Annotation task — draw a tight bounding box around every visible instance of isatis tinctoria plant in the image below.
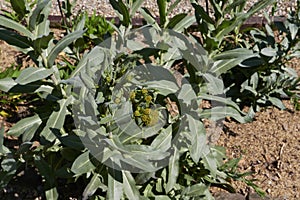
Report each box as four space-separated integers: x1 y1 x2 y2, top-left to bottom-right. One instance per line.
0 0 269 199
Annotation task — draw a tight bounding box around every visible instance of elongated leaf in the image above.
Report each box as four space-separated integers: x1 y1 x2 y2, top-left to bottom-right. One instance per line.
0 77 17 92
45 188 58 200
0 127 10 155
122 171 140 200
202 73 224 95
71 151 96 176
181 183 209 197
0 28 32 50
10 0 28 19
47 30 84 67
0 15 33 38
212 48 255 60
29 0 51 31
41 97 72 142
157 0 167 27
192 2 215 24
167 13 187 29
7 114 42 137
15 67 53 85
166 146 179 192
83 174 107 200
187 114 208 163
109 0 130 27
172 15 196 32
140 8 160 30
34 155 55 187
131 0 144 16
107 170 123 200
33 33 53 54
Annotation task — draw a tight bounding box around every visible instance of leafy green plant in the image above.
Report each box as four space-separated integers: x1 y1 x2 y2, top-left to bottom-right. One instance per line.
191 0 275 54
70 10 114 51
222 2 300 111
0 0 283 199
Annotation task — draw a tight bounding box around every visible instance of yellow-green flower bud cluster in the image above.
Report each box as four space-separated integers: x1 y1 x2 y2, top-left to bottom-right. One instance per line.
129 88 158 126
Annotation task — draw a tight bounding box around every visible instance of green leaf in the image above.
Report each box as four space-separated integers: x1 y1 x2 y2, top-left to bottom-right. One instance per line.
7 114 42 138
122 171 140 200
0 15 33 38
192 2 215 25
0 28 32 50
131 0 144 16
29 0 51 31
45 188 58 200
107 170 123 200
83 173 107 200
41 97 73 142
268 97 285 109
181 183 209 197
0 77 17 92
109 0 130 27
172 15 196 32
71 151 96 176
47 30 85 68
34 155 55 187
0 127 10 155
166 146 179 192
157 0 167 27
15 67 53 85
140 8 160 30
186 114 208 163
167 13 187 29
202 73 224 95
261 47 277 57
10 0 28 19
33 33 53 54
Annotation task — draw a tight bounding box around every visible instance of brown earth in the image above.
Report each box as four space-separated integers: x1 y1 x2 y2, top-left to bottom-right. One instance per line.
0 31 300 199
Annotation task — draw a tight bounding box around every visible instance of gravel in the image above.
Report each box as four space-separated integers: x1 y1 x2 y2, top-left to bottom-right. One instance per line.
0 0 297 18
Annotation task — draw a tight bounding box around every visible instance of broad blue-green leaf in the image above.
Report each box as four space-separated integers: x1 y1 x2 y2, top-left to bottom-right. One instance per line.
166 146 179 192
71 151 96 176
83 173 107 200
187 114 208 163
268 96 285 110
198 94 241 112
47 30 85 67
107 171 123 200
261 47 277 57
131 0 143 16
289 23 298 40
122 171 140 200
0 28 32 50
140 8 160 30
45 188 58 200
172 15 196 32
181 183 209 197
0 15 33 38
0 127 10 155
0 77 17 92
29 0 51 31
41 97 72 142
200 106 250 123
202 152 218 178
15 67 53 85
202 73 224 95
7 114 42 138
178 83 197 105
